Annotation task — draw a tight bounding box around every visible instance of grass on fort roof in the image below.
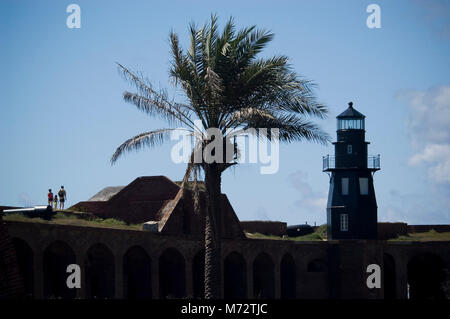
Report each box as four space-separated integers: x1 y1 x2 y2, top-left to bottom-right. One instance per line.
389 229 450 242
5 212 449 241
246 225 450 242
245 224 327 241
2 211 143 230
246 231 324 241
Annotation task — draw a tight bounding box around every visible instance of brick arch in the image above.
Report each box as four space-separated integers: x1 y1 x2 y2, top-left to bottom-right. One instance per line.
253 252 275 299
43 240 76 299
123 245 151 299
11 237 33 298
40 234 81 252
85 243 115 299
224 251 247 299
280 253 296 299
159 247 185 299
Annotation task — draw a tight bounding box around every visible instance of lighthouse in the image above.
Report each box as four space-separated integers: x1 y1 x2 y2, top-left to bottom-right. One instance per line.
323 102 380 240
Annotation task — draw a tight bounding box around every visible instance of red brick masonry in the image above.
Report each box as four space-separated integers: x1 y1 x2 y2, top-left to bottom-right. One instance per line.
0 213 24 298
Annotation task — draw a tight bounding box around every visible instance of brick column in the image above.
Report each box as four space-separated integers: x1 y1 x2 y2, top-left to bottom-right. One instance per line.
294 256 303 299
247 259 253 299
114 252 124 299
75 251 85 299
396 258 408 299
34 250 44 299
274 260 280 299
151 253 159 299
185 257 193 298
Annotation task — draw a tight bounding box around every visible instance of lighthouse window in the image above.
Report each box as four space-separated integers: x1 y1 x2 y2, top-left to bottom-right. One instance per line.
347 145 352 154
337 119 365 130
340 214 348 231
341 178 349 195
359 178 369 195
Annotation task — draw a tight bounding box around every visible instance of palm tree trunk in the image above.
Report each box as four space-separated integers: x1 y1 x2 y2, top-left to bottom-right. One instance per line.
203 163 222 299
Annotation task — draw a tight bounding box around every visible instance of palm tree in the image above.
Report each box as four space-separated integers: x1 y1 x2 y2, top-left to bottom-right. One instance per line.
111 15 329 299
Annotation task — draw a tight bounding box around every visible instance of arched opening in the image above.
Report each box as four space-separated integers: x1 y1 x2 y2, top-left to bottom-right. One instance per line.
224 251 247 299
383 253 396 299
253 253 274 299
407 253 446 299
12 238 33 298
85 243 115 299
43 241 76 299
281 253 296 299
159 248 185 299
123 246 151 299
307 259 328 272
192 250 204 299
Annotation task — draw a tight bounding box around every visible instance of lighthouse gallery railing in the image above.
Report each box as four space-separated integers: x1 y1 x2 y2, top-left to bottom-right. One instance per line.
322 154 380 171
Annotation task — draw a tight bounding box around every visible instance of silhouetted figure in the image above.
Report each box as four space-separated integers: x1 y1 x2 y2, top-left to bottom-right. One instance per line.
54 195 58 210
47 189 54 206
58 186 66 210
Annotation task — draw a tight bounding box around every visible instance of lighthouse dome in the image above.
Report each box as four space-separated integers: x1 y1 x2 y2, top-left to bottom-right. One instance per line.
336 102 365 130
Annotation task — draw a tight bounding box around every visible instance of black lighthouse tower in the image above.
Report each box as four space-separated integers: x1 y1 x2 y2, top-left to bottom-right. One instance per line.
323 102 380 240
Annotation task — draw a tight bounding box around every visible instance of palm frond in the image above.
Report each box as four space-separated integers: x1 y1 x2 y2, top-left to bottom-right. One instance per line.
203 14 219 67
111 128 176 164
243 114 330 144
236 28 274 69
170 31 210 130
227 107 275 129
122 91 190 125
117 63 198 129
223 56 328 121
218 16 235 56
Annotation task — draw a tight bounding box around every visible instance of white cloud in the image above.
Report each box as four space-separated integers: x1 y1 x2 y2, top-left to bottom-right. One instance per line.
408 144 450 165
408 143 450 183
380 188 450 224
398 85 450 184
388 85 450 224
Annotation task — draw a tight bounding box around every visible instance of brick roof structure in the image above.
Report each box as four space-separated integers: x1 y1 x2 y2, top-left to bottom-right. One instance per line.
70 176 244 239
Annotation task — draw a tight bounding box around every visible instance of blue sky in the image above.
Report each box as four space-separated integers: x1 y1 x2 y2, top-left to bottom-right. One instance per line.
1 0 449 225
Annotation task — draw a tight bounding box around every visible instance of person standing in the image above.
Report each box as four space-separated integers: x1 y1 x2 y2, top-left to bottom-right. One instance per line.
58 186 67 210
47 189 54 207
54 195 58 210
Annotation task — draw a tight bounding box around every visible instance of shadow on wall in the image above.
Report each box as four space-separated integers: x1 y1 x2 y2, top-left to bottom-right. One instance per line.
124 246 151 299
159 248 185 299
253 253 275 299
44 241 76 299
85 243 115 299
224 251 246 298
407 253 447 300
